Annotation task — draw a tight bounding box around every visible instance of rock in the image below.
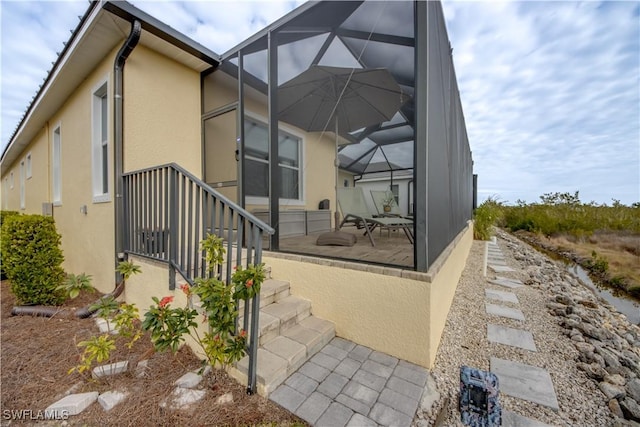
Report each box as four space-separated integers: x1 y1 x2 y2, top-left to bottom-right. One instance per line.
610 398 626 418
556 294 575 305
582 323 613 341
215 392 233 405
621 398 640 422
599 381 626 400
578 299 599 309
578 362 607 380
627 379 640 402
561 318 581 330
598 347 624 371
572 334 586 342
575 342 595 355
546 302 568 312
607 374 628 387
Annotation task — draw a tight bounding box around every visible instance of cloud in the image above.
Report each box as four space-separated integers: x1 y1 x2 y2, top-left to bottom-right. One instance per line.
1 1 638 205
443 0 639 204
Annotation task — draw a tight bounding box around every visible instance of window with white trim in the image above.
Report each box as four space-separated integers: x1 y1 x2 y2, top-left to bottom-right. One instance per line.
52 126 62 205
92 81 109 202
26 153 32 179
244 117 302 201
3 178 8 209
20 160 25 210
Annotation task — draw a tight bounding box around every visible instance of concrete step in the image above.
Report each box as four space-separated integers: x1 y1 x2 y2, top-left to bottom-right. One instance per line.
238 279 290 311
229 315 336 396
239 294 312 345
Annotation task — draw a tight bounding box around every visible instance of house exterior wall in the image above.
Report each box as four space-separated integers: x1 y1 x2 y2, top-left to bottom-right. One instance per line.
1 47 119 293
0 43 206 294
123 45 202 176
264 222 472 368
1 128 49 213
355 176 412 217
202 72 338 218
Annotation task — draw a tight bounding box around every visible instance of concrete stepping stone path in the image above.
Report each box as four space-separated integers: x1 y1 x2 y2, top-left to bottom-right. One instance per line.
485 303 526 321
487 324 537 352
490 357 559 411
490 277 524 289
485 289 519 304
484 238 560 423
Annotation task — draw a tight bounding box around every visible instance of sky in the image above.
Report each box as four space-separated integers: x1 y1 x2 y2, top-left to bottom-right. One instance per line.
1 0 638 206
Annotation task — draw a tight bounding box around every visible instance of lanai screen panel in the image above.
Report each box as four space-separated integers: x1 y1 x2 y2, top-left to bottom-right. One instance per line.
218 0 473 270
424 1 474 268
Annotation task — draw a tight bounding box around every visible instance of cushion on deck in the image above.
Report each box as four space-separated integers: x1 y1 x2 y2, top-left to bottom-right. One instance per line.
316 231 357 247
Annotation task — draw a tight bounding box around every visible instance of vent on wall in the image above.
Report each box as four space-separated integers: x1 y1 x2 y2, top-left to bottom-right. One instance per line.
42 203 53 216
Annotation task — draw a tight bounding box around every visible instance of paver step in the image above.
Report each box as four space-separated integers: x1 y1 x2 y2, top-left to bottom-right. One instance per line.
229 315 336 396
238 279 290 310
239 294 313 345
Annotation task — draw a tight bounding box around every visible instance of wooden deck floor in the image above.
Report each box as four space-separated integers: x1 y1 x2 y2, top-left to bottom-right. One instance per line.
275 227 414 268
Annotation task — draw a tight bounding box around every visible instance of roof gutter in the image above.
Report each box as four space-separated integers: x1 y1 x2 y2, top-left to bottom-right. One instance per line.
114 20 141 281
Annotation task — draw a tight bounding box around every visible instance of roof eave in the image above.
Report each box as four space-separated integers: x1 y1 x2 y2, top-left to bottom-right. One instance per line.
1 0 221 170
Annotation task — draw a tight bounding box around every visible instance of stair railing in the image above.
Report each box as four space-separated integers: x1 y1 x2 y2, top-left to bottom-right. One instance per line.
122 162 274 394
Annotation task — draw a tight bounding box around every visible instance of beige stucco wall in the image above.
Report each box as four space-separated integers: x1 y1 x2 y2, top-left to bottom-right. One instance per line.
264 222 473 368
0 48 118 294
123 45 202 176
50 49 118 293
202 72 338 216
0 43 205 295
427 222 473 365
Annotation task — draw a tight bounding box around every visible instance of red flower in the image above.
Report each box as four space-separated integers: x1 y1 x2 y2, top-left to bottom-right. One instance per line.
158 296 174 308
180 284 190 296
239 329 247 338
246 279 254 288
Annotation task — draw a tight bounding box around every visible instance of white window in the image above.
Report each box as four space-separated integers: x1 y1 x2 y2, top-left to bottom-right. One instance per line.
20 160 25 210
52 126 62 205
244 117 303 202
92 81 109 202
26 153 32 179
3 178 8 209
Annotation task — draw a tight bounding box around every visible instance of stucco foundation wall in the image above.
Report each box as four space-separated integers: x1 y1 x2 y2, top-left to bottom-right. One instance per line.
264 221 473 368
263 256 432 367
427 222 473 366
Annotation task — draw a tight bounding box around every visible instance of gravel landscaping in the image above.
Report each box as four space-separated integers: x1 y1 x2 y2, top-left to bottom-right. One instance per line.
416 229 640 426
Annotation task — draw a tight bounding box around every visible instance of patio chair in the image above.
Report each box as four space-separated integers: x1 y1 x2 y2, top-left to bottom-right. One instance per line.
337 187 414 246
370 190 408 218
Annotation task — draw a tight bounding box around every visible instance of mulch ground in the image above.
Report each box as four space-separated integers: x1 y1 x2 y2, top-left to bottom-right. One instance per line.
0 280 306 426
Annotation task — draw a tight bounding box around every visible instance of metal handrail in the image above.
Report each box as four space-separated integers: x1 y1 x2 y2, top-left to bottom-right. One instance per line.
122 162 274 394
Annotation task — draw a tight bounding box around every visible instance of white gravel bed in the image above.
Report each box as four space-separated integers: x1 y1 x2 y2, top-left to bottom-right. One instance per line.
416 233 618 426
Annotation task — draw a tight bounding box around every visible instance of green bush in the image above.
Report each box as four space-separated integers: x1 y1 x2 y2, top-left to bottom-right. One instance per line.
502 192 640 237
0 210 20 226
474 197 503 240
0 214 66 305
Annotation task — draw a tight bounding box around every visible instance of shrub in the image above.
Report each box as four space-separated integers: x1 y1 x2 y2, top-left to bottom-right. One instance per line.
474 197 503 240
0 214 65 305
57 273 94 299
0 210 20 226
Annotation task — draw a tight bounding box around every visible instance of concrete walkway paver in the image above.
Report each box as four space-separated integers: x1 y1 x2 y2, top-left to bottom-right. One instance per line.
485 288 519 304
487 324 537 351
270 337 427 427
491 357 559 411
485 303 526 321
